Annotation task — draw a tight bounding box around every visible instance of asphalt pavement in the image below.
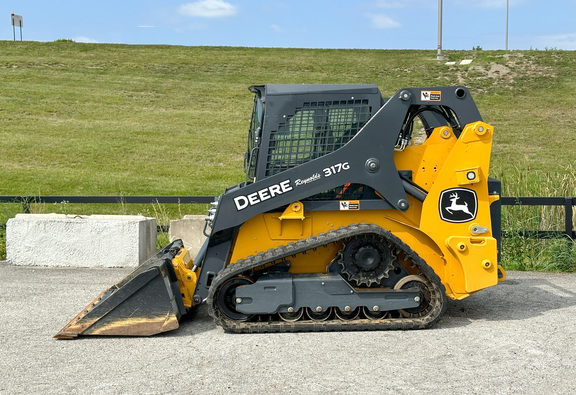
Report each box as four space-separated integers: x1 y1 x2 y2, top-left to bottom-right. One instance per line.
1 261 575 394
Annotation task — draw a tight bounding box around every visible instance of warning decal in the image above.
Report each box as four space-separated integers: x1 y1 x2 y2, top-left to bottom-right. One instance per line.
339 201 360 210
421 91 441 101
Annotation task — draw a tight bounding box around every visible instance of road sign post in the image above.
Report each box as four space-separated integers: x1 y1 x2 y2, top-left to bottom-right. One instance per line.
11 13 23 41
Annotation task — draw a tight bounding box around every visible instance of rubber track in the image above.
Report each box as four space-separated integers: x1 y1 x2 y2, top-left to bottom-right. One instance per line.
207 223 448 333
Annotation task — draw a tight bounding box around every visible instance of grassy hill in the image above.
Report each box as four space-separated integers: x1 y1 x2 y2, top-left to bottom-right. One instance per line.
1 41 575 266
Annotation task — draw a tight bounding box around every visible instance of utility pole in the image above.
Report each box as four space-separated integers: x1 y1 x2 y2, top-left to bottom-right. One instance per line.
505 0 509 50
437 0 444 60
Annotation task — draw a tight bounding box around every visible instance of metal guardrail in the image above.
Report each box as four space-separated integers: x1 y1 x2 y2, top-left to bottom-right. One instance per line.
1 195 574 240
0 195 215 206
500 197 575 241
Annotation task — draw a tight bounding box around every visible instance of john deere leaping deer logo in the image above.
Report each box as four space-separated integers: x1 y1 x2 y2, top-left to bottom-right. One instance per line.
439 188 477 223
446 192 472 216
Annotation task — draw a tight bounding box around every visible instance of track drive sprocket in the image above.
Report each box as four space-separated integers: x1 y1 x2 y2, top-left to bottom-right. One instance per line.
338 235 395 286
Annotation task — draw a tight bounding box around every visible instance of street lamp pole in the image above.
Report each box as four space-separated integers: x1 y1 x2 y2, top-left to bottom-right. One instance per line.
437 0 444 60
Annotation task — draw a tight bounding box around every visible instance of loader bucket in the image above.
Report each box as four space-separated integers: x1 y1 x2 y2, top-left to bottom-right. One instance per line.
55 240 187 339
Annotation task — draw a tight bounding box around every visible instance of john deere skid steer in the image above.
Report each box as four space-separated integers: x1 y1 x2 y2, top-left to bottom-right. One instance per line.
55 84 505 338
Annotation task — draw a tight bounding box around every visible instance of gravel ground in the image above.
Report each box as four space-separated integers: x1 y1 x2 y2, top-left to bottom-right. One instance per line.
1 261 575 394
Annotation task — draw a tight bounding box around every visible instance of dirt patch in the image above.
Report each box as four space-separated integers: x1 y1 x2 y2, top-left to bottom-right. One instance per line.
487 63 512 78
453 52 556 91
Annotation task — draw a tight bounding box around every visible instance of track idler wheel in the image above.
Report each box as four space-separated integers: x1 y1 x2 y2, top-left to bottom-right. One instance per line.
394 275 433 318
215 276 255 321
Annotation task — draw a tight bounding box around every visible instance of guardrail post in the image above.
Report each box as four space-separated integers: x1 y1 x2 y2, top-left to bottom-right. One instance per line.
566 197 574 241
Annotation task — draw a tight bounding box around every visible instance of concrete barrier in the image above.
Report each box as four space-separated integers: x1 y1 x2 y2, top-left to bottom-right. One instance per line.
6 214 156 267
169 215 207 258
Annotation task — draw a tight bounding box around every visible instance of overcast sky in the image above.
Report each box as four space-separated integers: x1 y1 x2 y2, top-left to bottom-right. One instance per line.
3 0 576 50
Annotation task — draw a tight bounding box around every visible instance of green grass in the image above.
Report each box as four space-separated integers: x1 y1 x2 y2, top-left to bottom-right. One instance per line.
1 41 575 269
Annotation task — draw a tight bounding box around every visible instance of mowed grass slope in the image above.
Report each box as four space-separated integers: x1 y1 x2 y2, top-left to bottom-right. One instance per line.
2 42 575 194
1 41 575 266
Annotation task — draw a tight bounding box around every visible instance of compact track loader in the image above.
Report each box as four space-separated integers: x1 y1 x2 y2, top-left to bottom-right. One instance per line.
55 84 505 338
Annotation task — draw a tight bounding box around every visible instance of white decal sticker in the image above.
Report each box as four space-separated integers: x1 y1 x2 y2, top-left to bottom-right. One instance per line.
234 179 293 211
295 173 321 186
323 162 350 178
